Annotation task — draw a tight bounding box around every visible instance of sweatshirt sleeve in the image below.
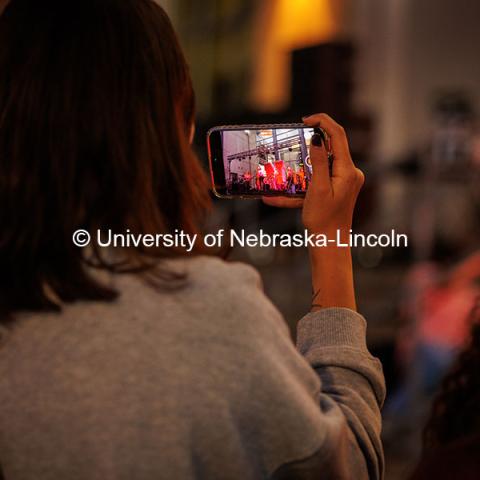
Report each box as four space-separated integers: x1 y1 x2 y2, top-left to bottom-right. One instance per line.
287 308 386 479
240 298 386 479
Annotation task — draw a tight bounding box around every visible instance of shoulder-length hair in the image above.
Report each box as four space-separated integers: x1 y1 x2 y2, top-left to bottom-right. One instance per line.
0 0 211 322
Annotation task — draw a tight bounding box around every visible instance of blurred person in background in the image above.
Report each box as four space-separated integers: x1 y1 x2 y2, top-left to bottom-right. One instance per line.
0 0 384 479
398 252 480 398
382 94 480 462
410 299 480 479
383 251 480 461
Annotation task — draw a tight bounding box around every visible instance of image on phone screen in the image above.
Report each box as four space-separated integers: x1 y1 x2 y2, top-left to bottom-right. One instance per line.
208 126 315 198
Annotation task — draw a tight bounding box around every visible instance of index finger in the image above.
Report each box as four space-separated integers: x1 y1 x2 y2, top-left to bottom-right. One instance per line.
303 113 355 175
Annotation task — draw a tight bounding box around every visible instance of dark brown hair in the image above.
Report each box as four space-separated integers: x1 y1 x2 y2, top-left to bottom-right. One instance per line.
0 0 211 322
421 297 480 450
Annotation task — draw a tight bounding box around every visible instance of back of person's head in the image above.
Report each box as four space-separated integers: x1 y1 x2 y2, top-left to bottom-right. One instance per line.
0 0 210 322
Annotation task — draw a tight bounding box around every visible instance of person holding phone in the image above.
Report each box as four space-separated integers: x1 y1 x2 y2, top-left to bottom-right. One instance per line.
0 1 385 479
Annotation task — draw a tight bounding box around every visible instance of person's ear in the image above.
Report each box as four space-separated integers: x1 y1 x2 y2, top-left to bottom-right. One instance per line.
189 123 196 145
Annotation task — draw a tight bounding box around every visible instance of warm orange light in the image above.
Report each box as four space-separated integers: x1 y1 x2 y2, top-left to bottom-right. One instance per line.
251 0 339 111
274 0 336 49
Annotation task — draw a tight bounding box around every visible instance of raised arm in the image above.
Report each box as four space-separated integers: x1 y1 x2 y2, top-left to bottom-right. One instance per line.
263 114 385 479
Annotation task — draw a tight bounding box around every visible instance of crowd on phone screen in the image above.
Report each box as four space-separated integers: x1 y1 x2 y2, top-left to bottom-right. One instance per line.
230 160 309 194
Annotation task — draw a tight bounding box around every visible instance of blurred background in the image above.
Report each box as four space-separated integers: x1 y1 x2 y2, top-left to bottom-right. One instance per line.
159 1 480 478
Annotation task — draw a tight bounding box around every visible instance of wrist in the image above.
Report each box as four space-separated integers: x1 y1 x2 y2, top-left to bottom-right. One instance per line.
308 227 352 255
309 242 352 269
308 239 356 312
306 224 351 238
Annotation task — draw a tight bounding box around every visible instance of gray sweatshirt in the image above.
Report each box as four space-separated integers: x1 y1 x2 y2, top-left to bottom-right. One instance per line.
0 256 385 480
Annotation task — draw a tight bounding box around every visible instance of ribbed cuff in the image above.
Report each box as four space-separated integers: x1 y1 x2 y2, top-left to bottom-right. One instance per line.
296 307 368 355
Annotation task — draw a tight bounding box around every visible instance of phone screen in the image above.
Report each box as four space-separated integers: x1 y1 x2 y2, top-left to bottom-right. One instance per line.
208 125 315 198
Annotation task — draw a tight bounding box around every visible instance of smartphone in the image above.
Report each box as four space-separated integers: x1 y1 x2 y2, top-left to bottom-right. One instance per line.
207 123 325 199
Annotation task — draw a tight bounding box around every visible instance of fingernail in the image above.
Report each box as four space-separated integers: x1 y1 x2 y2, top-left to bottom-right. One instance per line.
314 127 326 142
311 133 324 147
